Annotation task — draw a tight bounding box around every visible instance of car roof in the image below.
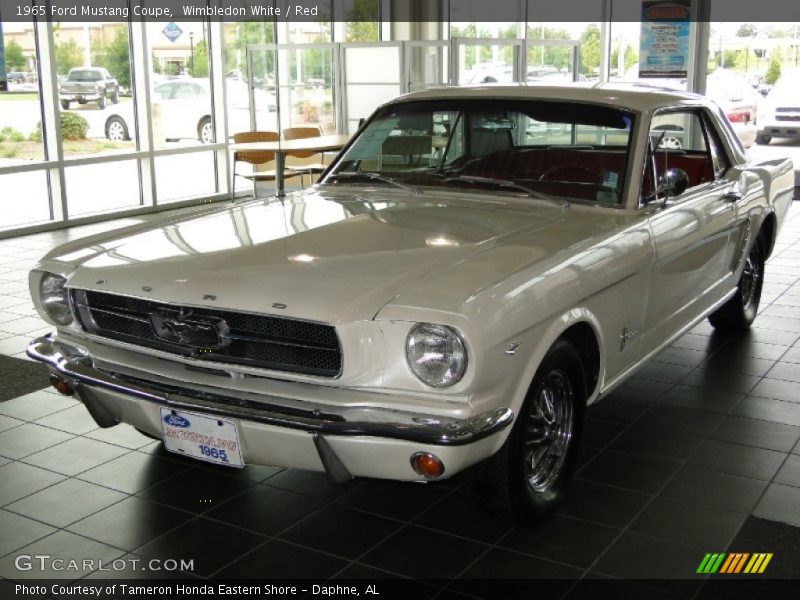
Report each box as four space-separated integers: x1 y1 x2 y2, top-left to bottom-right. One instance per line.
393 83 711 113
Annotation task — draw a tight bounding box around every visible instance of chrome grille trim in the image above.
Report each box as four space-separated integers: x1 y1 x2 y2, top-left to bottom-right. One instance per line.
71 289 342 378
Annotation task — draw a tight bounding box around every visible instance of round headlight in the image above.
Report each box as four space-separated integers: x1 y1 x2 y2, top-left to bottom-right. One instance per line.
405 323 467 388
39 273 73 325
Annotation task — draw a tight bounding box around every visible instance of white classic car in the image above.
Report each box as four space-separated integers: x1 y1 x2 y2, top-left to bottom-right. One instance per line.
27 85 794 523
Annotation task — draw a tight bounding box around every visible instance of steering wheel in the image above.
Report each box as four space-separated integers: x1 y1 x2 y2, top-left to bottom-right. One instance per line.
539 164 600 184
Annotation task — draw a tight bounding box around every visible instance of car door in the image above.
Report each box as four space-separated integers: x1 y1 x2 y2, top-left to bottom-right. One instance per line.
641 108 739 354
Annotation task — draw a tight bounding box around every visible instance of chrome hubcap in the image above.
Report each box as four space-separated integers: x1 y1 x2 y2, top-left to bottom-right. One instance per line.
524 369 574 493
108 122 124 141
741 245 761 311
201 123 213 143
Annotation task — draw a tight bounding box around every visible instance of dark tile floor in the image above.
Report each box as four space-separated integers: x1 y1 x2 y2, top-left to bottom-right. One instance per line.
1 205 800 598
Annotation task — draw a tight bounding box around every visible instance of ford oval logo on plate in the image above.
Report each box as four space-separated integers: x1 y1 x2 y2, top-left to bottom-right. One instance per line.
163 414 191 428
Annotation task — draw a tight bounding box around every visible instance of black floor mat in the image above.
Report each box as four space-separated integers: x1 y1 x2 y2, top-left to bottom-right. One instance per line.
697 516 800 599
0 354 49 402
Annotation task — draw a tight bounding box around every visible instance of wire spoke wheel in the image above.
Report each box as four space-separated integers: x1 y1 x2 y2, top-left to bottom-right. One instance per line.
524 369 574 493
740 241 762 313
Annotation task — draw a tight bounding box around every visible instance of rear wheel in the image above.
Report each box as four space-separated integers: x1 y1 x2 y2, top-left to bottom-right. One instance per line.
709 237 765 331
755 134 771 145
469 339 586 524
198 117 213 143
60 100 70 110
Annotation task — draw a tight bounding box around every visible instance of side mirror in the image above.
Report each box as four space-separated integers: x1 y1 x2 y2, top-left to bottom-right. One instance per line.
358 117 366 129
659 168 689 198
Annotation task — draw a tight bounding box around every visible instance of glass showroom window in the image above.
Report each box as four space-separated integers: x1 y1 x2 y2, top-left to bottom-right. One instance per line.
224 21 276 133
0 18 51 230
146 21 214 148
449 23 521 85
342 0 380 42
53 22 135 157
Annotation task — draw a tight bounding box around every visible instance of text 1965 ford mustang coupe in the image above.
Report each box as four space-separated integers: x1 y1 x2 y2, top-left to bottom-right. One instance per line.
27 85 794 523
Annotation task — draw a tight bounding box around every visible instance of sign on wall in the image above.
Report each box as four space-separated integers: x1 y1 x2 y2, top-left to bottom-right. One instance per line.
639 0 691 79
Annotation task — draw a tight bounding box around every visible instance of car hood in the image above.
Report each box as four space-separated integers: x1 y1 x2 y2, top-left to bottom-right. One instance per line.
48 187 588 324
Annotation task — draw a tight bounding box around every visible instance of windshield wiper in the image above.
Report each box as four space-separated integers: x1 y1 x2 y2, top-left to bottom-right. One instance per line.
444 175 570 208
328 171 423 196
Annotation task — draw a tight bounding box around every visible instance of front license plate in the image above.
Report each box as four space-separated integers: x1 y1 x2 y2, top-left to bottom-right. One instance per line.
160 408 244 468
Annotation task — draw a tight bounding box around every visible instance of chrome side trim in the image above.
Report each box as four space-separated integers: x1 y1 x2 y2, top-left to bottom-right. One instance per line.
26 335 513 447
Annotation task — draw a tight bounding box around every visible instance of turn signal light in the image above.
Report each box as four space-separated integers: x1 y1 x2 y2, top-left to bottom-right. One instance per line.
410 452 445 479
49 375 74 396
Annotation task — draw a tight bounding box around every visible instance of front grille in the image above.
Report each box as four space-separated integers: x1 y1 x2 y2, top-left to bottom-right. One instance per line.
72 290 342 377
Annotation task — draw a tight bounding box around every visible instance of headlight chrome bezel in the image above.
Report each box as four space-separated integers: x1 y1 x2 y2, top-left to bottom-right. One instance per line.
39 272 73 326
405 322 468 389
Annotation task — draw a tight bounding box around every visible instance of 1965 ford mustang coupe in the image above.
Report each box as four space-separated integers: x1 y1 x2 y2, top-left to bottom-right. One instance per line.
27 85 794 522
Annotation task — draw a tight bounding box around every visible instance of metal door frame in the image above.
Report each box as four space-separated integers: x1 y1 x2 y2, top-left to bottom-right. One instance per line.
449 37 526 84
524 38 581 83
246 42 341 133
404 40 449 92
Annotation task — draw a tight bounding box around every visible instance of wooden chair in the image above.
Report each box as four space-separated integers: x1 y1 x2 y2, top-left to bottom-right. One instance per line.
231 131 302 200
282 126 329 187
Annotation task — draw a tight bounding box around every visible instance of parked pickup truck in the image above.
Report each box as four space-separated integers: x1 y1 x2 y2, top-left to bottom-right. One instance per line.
59 67 119 110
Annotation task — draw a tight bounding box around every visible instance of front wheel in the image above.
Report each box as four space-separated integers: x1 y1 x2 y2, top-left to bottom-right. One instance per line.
98 95 106 110
111 89 120 103
105 116 130 142
469 339 586 524
709 237 765 331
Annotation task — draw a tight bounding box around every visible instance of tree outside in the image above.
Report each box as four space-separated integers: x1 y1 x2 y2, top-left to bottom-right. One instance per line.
55 39 82 76
92 29 132 89
765 52 782 84
4 40 27 71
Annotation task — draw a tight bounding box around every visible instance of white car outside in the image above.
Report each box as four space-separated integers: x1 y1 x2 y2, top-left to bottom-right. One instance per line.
756 70 800 145
103 78 276 143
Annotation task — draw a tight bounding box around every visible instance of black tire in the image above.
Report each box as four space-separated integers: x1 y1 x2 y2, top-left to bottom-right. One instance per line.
111 88 120 104
105 116 130 141
468 339 586 524
709 236 765 331
98 95 106 110
60 100 70 110
198 116 213 143
755 134 771 145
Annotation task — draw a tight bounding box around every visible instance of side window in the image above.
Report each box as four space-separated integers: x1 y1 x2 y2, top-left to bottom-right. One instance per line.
643 110 715 202
650 112 707 153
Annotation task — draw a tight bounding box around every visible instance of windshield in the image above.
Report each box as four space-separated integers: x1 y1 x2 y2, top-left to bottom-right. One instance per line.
68 70 103 82
326 99 635 204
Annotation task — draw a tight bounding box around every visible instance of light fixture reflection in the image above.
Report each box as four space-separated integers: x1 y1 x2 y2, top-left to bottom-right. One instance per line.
289 254 316 262
426 236 460 247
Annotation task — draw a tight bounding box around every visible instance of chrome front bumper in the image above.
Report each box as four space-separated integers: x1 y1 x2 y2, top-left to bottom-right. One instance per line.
26 335 513 447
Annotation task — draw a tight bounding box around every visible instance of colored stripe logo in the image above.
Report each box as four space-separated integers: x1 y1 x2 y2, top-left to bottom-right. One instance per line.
697 553 773 574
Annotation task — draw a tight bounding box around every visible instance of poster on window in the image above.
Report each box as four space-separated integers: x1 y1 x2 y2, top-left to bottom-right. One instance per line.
639 0 691 79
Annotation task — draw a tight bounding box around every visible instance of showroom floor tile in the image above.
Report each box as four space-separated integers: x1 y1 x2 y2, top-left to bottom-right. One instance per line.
1 204 799 596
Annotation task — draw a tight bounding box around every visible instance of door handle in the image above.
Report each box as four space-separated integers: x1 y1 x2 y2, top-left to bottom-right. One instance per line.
723 191 741 203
